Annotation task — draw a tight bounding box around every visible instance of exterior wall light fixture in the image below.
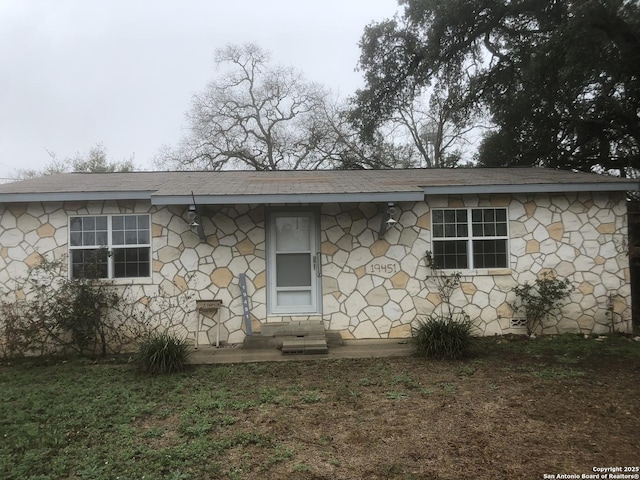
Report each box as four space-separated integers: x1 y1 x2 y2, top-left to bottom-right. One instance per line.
379 201 399 238
187 192 206 242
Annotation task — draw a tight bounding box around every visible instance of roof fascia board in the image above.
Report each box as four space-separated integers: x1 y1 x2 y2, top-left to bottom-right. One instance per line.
423 183 640 195
0 191 154 203
151 191 424 205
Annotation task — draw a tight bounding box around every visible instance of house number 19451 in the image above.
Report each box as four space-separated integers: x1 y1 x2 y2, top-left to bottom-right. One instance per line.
369 263 397 274
366 259 400 276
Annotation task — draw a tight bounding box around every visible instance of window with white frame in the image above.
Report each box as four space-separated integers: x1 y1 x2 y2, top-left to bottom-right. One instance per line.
69 215 151 279
431 208 509 270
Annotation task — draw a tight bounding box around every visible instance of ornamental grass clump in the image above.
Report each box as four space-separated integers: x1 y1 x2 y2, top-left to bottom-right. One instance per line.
135 332 191 374
414 255 474 360
412 314 473 360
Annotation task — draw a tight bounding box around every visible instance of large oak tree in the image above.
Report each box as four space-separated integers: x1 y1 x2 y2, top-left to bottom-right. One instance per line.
354 0 640 175
160 43 413 171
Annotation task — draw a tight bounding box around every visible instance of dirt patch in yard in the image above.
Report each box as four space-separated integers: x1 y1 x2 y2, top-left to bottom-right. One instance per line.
214 350 639 479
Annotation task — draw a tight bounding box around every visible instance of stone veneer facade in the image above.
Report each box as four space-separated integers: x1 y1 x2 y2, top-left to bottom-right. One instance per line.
0 191 632 345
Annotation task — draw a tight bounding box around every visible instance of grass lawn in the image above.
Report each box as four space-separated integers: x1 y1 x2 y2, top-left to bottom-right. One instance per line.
1 334 639 479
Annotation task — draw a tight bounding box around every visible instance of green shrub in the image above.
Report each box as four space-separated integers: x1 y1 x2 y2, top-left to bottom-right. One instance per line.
412 314 473 360
134 332 191 374
510 273 572 335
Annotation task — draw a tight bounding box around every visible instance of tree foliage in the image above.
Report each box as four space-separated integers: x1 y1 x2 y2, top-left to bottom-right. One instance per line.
373 84 479 168
14 143 135 179
69 143 135 173
354 0 640 175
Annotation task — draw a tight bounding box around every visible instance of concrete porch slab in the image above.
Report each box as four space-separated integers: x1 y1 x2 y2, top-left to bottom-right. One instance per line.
189 339 413 364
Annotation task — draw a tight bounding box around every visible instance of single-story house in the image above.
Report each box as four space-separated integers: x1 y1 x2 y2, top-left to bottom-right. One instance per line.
0 168 637 345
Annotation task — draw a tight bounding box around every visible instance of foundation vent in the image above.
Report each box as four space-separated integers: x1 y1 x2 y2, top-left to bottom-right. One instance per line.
510 316 527 329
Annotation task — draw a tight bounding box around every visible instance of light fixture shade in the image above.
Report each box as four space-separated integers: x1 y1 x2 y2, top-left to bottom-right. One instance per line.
386 217 398 226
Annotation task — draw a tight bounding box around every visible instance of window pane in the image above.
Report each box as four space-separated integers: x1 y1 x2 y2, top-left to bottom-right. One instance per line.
95 231 108 245
83 232 96 246
433 240 468 269
471 208 507 238
137 215 149 229
114 262 125 278
96 216 108 230
70 217 82 231
112 231 124 245
112 215 150 247
70 232 82 246
138 260 150 277
275 216 310 252
112 216 124 230
444 224 456 237
483 223 495 236
484 209 494 222
127 248 150 276
138 230 150 244
277 291 312 307
444 210 455 223
276 253 311 287
473 240 508 268
83 217 95 230
70 216 108 246
434 209 467 239
125 216 137 229
125 231 138 245
113 247 151 278
71 249 108 279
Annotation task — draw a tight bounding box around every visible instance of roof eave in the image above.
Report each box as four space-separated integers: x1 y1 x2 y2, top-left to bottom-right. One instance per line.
1 181 637 205
150 191 425 205
0 191 155 203
423 182 640 195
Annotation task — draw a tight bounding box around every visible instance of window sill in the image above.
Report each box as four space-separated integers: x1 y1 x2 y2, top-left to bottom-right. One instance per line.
113 277 153 285
74 277 154 286
435 268 512 277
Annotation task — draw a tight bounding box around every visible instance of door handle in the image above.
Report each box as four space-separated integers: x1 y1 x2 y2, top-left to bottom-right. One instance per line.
315 252 321 277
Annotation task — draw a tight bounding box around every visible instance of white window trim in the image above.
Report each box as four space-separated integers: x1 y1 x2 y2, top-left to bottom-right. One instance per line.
431 207 510 272
68 214 152 281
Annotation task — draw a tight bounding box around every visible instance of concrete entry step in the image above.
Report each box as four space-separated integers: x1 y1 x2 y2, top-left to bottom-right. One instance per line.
244 319 328 354
281 335 328 355
260 319 325 337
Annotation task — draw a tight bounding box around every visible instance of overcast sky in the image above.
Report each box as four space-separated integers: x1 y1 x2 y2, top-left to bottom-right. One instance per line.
0 0 400 180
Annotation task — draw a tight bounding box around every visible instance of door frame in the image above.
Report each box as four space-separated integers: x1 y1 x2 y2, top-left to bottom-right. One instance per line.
266 207 322 316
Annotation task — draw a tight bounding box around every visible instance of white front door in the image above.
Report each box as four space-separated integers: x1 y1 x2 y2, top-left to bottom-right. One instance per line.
268 211 320 315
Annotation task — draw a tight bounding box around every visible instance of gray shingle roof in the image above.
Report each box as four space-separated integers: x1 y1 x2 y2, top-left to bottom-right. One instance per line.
0 168 636 205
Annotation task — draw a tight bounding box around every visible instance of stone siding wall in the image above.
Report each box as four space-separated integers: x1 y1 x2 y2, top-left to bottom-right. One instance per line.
0 191 631 346
317 193 630 337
